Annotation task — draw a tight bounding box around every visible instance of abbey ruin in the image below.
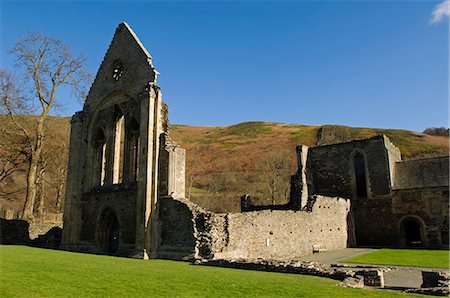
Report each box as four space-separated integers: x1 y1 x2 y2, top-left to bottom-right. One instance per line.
61 22 449 260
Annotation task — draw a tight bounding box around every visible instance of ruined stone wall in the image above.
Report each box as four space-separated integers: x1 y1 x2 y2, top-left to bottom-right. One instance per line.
63 23 172 257
351 198 399 247
158 134 186 199
383 135 402 187
215 196 350 259
350 186 449 248
390 156 449 248
79 186 137 253
82 24 157 118
157 196 196 260
392 187 449 247
307 135 392 199
158 196 350 260
393 157 449 190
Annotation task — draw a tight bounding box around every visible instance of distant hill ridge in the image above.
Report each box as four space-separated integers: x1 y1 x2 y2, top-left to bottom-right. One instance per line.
1 116 448 213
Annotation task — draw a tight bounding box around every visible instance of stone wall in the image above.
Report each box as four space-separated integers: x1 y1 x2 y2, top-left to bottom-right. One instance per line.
62 23 185 258
393 157 449 190
158 133 186 199
307 135 392 199
157 196 196 259
215 196 350 259
351 198 400 247
0 218 30 244
392 187 449 247
79 185 137 253
158 196 350 260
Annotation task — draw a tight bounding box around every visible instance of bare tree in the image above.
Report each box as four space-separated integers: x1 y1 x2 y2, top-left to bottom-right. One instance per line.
261 151 293 205
1 32 90 220
186 146 207 199
42 138 68 212
0 72 31 203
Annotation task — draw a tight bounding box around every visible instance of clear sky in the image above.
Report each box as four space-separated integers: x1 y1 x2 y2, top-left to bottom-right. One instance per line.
1 1 448 132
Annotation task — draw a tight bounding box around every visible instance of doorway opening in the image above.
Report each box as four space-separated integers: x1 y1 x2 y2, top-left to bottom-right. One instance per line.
401 218 423 247
96 208 120 254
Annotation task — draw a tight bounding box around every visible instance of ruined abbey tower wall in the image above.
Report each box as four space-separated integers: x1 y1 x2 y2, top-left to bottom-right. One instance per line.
62 22 185 258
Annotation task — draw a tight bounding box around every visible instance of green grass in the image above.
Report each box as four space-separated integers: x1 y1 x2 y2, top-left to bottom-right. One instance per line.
0 246 422 297
223 122 274 138
342 249 450 269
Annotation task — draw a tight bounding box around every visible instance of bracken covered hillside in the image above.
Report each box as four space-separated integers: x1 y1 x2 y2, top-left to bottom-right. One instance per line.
1 116 448 213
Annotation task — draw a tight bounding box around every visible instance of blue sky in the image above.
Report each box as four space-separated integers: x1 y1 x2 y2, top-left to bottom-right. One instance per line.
1 1 448 132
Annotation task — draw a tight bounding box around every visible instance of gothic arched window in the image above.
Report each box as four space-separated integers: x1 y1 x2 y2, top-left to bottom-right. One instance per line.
113 113 125 184
127 117 140 182
93 128 107 186
353 151 368 198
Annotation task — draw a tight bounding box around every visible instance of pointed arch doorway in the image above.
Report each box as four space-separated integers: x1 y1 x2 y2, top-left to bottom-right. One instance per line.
96 208 120 254
400 217 424 247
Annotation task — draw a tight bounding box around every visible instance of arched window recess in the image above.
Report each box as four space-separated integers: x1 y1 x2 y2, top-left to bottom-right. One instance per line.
352 150 369 198
126 117 140 182
93 127 107 186
113 109 125 184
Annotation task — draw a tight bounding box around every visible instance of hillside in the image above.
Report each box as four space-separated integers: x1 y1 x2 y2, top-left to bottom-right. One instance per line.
1 116 448 214
170 122 449 211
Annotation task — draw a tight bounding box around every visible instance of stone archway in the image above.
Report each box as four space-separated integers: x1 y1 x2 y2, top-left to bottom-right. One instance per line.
96 208 120 254
401 217 424 247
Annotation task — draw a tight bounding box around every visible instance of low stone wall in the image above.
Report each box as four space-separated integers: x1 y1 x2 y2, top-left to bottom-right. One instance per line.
197 258 388 289
158 195 350 261
0 218 62 248
198 258 353 280
0 218 30 244
214 196 350 259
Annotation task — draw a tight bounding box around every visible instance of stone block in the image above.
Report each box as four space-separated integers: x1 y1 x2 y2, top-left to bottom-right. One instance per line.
421 271 450 288
356 270 384 287
339 276 364 288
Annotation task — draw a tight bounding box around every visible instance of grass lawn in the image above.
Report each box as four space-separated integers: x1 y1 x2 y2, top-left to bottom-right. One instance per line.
0 246 423 297
342 249 450 269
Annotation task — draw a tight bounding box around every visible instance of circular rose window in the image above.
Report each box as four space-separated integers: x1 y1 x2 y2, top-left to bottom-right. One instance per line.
112 61 124 81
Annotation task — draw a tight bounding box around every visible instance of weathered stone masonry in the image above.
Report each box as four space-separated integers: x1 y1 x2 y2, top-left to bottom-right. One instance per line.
62 23 186 258
62 22 448 261
158 196 350 260
291 135 449 249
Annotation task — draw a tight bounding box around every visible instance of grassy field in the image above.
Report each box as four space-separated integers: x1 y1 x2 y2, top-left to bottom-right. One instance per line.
0 246 424 297
342 249 450 269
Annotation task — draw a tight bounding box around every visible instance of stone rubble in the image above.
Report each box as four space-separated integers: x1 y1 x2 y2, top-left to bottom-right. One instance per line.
197 258 450 296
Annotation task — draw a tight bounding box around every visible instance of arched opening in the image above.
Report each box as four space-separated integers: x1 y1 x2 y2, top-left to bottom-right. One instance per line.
96 208 120 254
113 112 125 184
126 117 140 182
401 218 423 247
353 151 368 198
92 128 107 186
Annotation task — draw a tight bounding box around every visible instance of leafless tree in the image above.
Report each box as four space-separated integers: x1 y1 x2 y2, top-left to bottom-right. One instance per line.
186 146 207 199
1 32 90 220
261 151 293 205
0 72 30 202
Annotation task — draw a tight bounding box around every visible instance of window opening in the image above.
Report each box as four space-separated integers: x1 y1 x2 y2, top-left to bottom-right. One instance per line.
354 152 368 198
94 129 106 186
113 115 125 184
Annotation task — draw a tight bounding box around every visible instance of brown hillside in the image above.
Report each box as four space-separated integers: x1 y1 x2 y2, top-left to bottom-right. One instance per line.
1 117 448 214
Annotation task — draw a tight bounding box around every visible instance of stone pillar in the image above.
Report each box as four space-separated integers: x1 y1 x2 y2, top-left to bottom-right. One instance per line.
290 145 309 210
158 134 186 199
62 112 84 246
134 83 162 259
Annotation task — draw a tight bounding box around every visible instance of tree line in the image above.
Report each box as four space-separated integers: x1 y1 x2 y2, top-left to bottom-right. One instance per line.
0 32 90 221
